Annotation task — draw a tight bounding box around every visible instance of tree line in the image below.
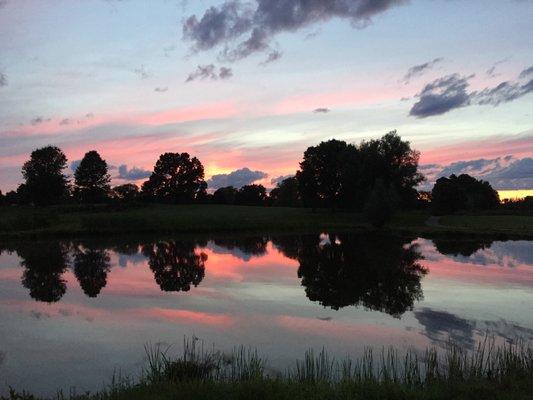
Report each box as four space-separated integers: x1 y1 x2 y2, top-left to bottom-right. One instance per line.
0 131 508 220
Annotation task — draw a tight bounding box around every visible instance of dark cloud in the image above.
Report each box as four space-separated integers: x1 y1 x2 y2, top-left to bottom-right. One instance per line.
185 64 233 82
219 66 233 79
475 79 533 106
519 66 533 79
154 86 168 92
117 165 151 181
86 113 95 119
59 118 71 126
0 71 7 87
207 167 267 189
313 107 330 113
410 68 533 118
414 308 475 349
260 50 282 65
183 0 407 62
409 74 472 118
419 156 533 190
402 57 443 83
30 116 51 126
271 174 294 185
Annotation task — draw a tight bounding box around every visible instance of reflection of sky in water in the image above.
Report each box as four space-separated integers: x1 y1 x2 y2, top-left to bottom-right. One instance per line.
0 236 532 396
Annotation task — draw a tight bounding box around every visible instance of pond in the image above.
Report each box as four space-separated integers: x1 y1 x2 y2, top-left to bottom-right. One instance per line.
0 233 532 396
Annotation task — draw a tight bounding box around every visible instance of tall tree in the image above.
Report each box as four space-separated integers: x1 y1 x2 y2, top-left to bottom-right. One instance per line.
358 131 423 208
21 146 69 205
74 150 111 203
141 152 205 203
296 139 359 210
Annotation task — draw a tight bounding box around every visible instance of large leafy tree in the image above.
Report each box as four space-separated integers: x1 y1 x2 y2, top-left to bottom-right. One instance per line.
431 174 499 215
21 146 70 205
235 184 267 206
142 152 205 203
296 139 359 210
74 150 111 203
358 131 424 208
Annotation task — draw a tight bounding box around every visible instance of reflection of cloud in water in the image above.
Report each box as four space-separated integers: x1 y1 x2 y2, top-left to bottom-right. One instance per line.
117 252 146 268
0 351 5 367
414 307 533 349
416 239 533 268
414 308 475 348
208 243 254 262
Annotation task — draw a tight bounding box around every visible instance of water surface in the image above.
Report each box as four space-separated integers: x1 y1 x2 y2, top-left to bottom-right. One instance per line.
0 233 532 396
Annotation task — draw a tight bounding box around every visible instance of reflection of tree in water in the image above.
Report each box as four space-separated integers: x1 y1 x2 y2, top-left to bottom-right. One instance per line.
73 247 111 297
273 233 427 318
142 240 207 292
433 239 493 257
213 236 268 258
18 242 69 303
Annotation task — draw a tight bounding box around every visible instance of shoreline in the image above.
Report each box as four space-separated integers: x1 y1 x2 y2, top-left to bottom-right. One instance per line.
1 204 532 241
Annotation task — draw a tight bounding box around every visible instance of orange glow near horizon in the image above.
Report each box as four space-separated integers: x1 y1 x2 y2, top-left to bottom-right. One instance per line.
498 189 533 201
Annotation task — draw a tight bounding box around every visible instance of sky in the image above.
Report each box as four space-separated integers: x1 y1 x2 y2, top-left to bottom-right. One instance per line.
0 0 532 192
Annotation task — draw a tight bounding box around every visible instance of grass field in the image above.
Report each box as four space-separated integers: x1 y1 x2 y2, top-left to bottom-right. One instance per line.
0 204 531 239
3 339 532 400
440 215 533 234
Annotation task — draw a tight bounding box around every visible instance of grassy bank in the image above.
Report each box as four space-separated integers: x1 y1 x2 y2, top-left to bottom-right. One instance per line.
0 204 532 240
4 339 532 400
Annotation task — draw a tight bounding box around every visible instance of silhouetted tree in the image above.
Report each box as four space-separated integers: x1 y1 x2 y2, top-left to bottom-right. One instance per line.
212 186 238 205
270 176 301 207
364 179 398 228
18 242 69 303
21 146 70 205
431 174 499 215
0 190 4 206
142 240 207 292
112 183 140 203
358 131 424 209
141 152 206 203
73 247 111 297
74 150 111 203
4 190 18 205
296 139 359 210
273 233 427 317
236 184 267 206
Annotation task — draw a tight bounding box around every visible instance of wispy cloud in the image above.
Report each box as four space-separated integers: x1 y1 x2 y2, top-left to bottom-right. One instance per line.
185 64 233 82
402 57 443 83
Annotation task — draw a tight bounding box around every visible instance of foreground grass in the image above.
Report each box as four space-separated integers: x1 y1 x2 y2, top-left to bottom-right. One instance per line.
4 338 532 400
0 204 531 239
